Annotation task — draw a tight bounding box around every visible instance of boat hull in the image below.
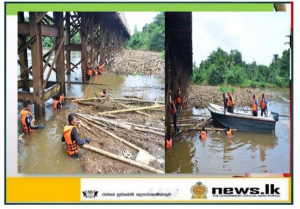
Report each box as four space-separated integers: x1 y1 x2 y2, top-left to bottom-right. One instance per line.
209 109 276 133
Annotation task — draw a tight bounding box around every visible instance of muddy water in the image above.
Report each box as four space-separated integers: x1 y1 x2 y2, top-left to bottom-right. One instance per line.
18 51 164 173
166 88 290 174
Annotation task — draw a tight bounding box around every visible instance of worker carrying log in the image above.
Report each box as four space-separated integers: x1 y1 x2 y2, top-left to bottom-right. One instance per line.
252 94 258 117
59 92 65 105
101 89 107 97
20 100 44 133
166 133 172 149
260 93 268 116
226 90 235 113
86 62 93 82
53 94 62 110
62 113 91 158
170 100 181 134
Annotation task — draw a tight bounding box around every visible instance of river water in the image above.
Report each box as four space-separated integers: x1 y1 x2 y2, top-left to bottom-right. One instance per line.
18 51 164 173
166 88 290 174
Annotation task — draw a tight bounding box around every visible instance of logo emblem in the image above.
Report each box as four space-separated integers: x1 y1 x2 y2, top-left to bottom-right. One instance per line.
191 182 208 199
82 190 98 198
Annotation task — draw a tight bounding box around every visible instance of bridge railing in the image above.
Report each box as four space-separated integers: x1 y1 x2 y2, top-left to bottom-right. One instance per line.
117 12 131 35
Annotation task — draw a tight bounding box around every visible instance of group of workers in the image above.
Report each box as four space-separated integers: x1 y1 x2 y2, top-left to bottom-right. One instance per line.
20 59 110 158
86 58 108 82
252 93 268 117
166 89 188 149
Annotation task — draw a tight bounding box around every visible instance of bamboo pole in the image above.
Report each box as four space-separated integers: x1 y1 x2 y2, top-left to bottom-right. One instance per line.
82 144 164 174
79 114 132 130
110 98 164 104
76 114 143 152
134 127 165 137
118 103 153 118
121 122 164 132
98 105 164 115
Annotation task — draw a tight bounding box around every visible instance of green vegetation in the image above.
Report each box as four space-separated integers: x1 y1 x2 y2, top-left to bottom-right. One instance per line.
126 12 165 52
192 48 290 88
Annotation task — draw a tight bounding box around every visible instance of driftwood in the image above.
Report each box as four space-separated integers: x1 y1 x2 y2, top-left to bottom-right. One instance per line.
76 114 144 152
134 127 165 137
111 98 164 104
184 127 237 131
121 122 164 132
98 105 164 115
82 144 164 174
78 120 91 131
118 103 153 118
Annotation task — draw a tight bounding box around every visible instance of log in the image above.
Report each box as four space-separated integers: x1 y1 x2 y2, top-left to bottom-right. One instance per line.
183 128 237 131
121 122 164 132
134 127 165 137
118 103 153 118
111 98 164 104
72 97 105 102
82 144 164 174
76 114 144 152
98 105 164 115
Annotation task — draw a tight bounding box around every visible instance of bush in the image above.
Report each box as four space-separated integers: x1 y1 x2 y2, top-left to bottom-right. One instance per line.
241 79 252 88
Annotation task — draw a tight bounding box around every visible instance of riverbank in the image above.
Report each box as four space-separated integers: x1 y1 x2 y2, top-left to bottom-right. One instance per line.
110 49 164 77
187 84 280 109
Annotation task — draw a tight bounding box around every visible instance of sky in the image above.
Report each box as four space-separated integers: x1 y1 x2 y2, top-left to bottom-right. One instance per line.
124 12 159 35
192 12 290 66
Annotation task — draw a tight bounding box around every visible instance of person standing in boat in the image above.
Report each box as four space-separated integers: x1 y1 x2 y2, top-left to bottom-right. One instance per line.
260 93 268 116
226 90 234 113
252 94 258 117
223 93 228 114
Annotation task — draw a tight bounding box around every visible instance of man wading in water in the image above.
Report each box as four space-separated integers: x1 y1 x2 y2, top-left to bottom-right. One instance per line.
62 113 91 158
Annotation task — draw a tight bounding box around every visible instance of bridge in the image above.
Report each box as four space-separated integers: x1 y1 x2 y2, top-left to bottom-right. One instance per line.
17 12 130 111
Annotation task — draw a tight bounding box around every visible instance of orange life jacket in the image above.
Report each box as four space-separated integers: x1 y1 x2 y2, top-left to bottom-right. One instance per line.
166 139 172 149
252 98 257 112
177 95 181 104
20 109 35 133
59 95 64 103
87 67 92 76
182 96 187 110
53 100 61 110
260 98 266 110
227 129 232 136
201 131 206 140
63 125 80 156
170 101 177 116
227 93 234 107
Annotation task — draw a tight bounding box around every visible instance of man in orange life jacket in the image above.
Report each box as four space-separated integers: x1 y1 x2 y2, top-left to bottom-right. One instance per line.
227 126 232 136
53 94 62 110
59 92 65 105
226 90 234 113
20 100 44 133
176 89 182 116
260 93 268 116
252 94 258 117
86 62 93 82
61 113 91 157
166 133 172 149
199 126 206 140
170 100 180 134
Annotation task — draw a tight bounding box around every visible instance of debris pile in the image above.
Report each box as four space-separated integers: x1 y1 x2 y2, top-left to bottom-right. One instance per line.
69 97 165 174
110 49 164 76
188 85 279 109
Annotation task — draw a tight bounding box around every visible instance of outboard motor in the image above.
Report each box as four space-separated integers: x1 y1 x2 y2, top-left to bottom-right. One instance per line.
271 112 279 121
